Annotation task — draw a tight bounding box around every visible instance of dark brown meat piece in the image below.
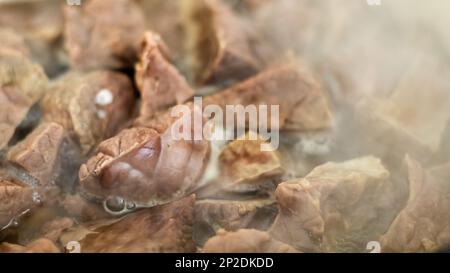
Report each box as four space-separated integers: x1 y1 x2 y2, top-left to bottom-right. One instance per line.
42 70 135 153
203 229 298 253
0 179 39 229
380 157 450 252
135 32 193 122
194 199 277 245
0 49 48 150
60 196 196 253
6 122 64 186
204 63 333 132
79 105 210 206
182 0 260 84
270 156 394 252
0 238 60 253
63 0 145 70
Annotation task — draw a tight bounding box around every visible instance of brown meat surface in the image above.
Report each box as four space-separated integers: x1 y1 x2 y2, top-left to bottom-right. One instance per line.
6 122 64 186
63 0 145 70
0 49 48 150
204 63 333 132
194 199 277 245
135 32 193 121
0 238 60 253
270 156 394 252
79 108 210 206
0 179 38 229
380 157 450 252
61 196 196 253
203 229 298 253
219 135 283 193
42 70 135 153
182 0 260 84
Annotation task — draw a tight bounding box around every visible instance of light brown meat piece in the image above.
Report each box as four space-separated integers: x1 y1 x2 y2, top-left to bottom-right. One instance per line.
0 238 60 253
204 63 333 132
137 0 185 60
0 179 39 229
63 0 145 70
6 122 64 186
61 196 196 253
0 49 48 150
135 32 193 121
42 70 135 153
0 28 31 57
380 157 450 253
270 156 394 252
219 134 283 193
79 107 210 206
182 0 260 84
0 1 65 76
38 217 74 243
194 199 277 245
203 229 298 253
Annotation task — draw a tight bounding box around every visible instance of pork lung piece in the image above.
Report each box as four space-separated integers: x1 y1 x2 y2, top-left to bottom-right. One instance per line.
42 70 135 153
79 108 210 206
203 229 298 253
0 49 48 150
62 196 196 253
204 63 333 132
63 0 145 70
0 179 39 229
6 122 64 186
135 32 193 122
181 0 260 84
0 238 60 253
219 135 283 193
380 157 450 253
194 199 277 246
270 156 393 252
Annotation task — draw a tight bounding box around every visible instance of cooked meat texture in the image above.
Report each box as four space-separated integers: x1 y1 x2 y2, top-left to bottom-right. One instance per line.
0 1 65 76
203 229 298 253
181 0 260 84
64 196 196 253
63 0 145 70
204 63 333 132
79 109 210 205
0 238 60 253
61 193 112 223
137 0 185 60
270 156 393 252
38 217 74 243
6 122 64 186
380 157 450 253
219 134 283 192
194 199 277 245
0 49 48 150
135 32 193 122
0 180 38 229
42 70 135 153
0 28 31 57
